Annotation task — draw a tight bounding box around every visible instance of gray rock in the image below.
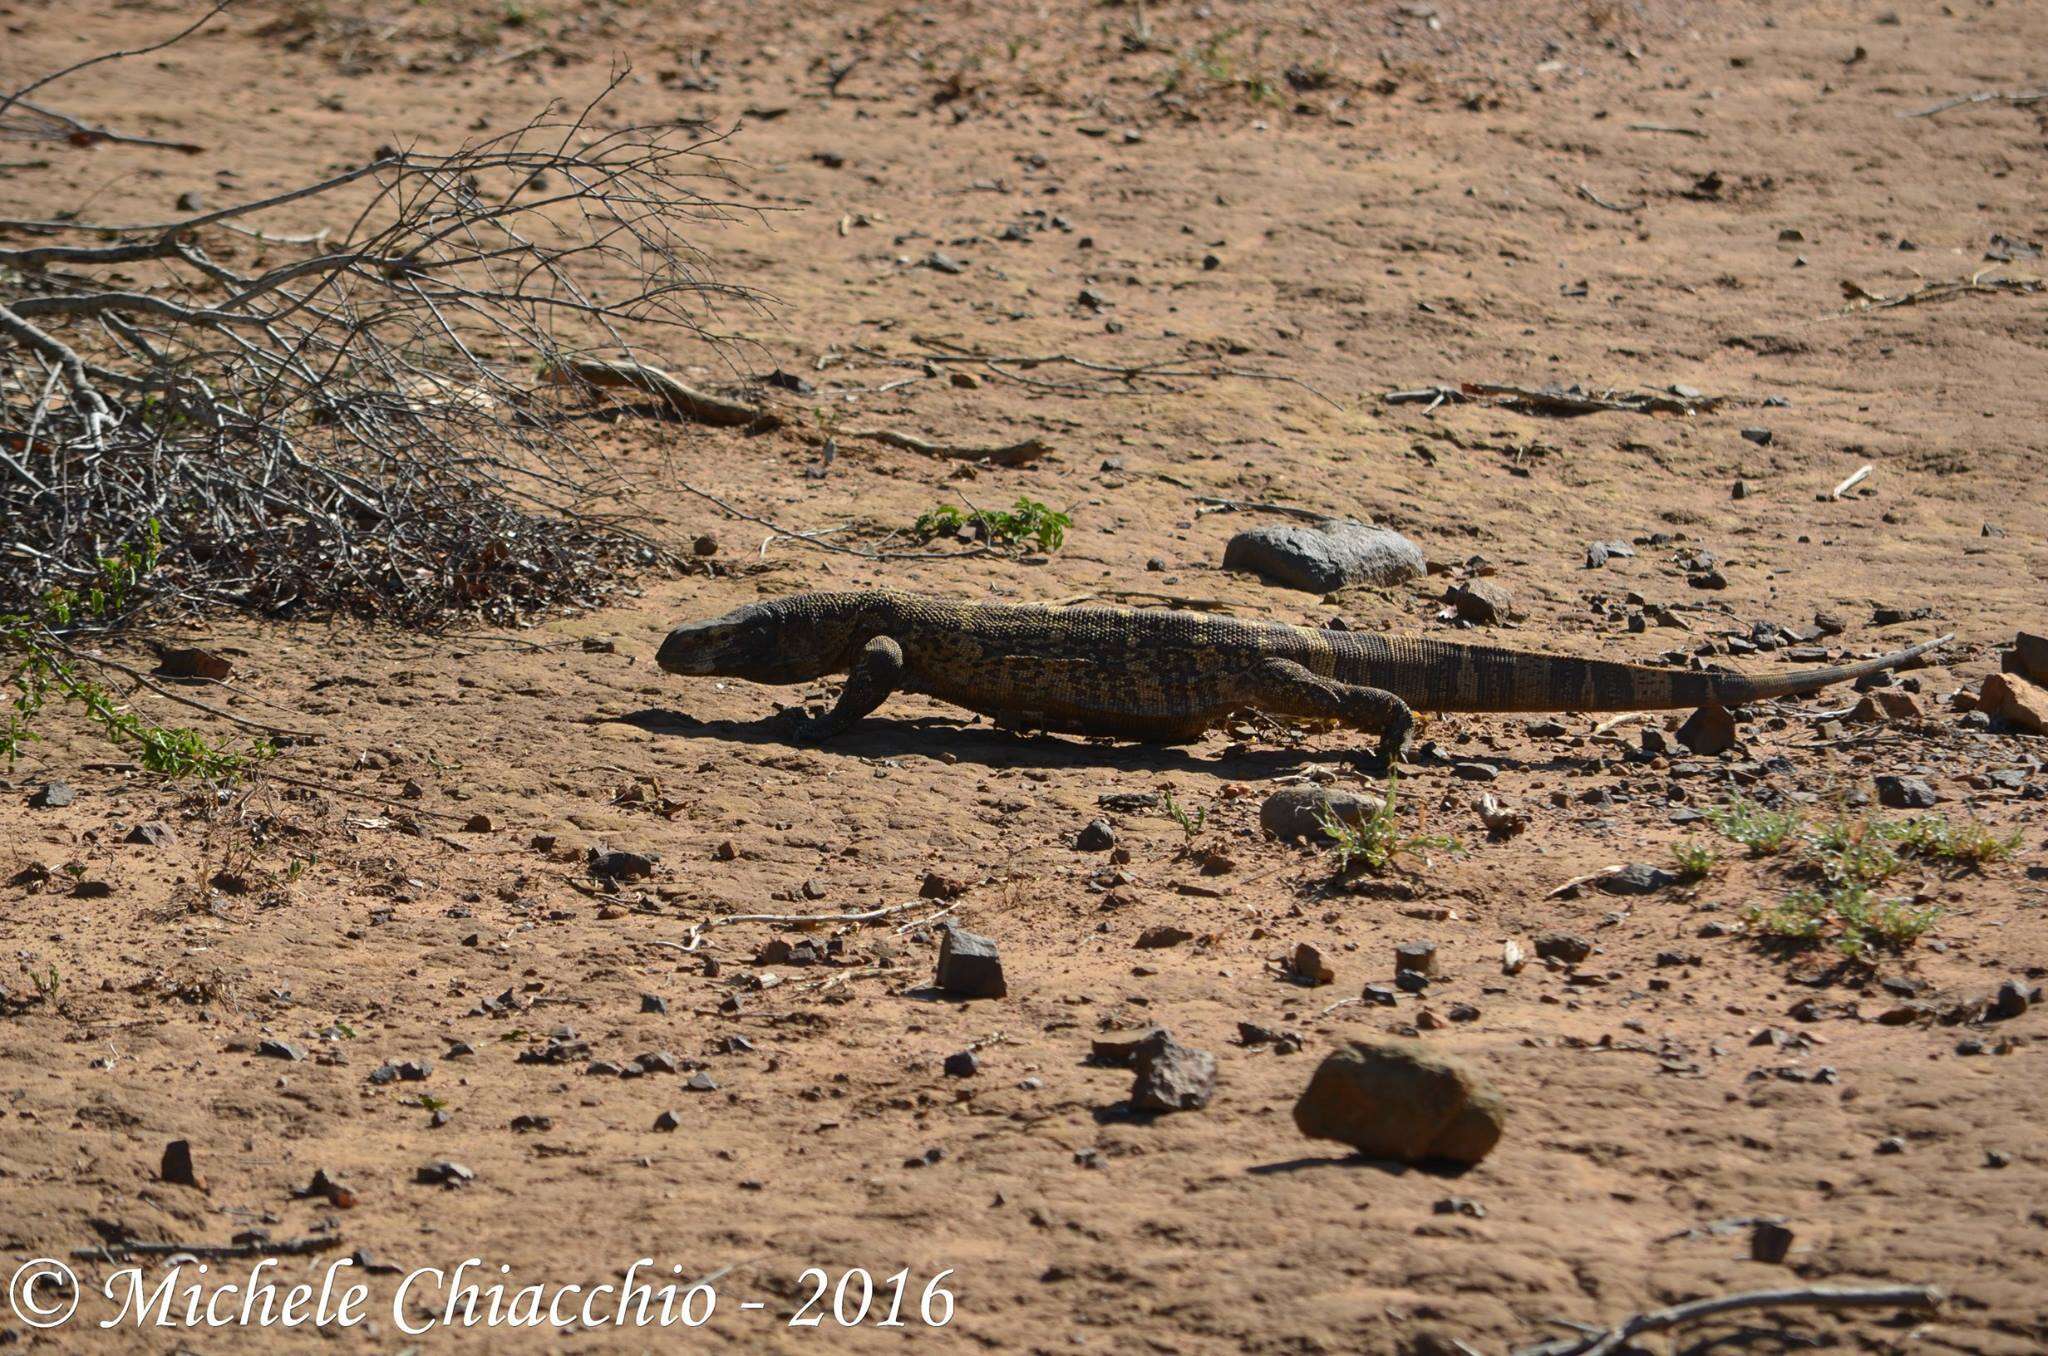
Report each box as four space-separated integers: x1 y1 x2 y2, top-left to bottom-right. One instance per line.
1090 1027 1165 1066
935 924 1007 999
1599 862 1679 895
1075 819 1117 851
1534 932 1593 964
588 847 659 880
1676 702 1737 755
257 1039 307 1062
1222 519 1424 594
1260 787 1379 842
1292 1039 1506 1165
1129 1031 1216 1113
1875 775 1939 809
125 821 178 847
1444 579 1514 625
28 782 74 809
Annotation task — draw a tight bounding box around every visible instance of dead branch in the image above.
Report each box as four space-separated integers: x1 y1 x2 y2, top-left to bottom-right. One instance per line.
1901 88 2048 119
55 641 324 739
837 427 1050 466
1839 272 2042 313
897 334 1342 408
1192 496 1331 522
73 1234 342 1262
1515 1284 1943 1356
648 900 931 954
545 356 780 429
1386 382 1719 416
2 56 757 624
1575 183 1645 213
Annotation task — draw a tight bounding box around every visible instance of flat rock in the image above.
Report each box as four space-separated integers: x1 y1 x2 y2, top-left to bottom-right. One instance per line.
1129 1031 1216 1113
28 781 74 809
935 924 1007 999
125 821 178 847
1091 1027 1165 1066
1292 1039 1506 1166
1261 787 1379 842
1222 519 1424 594
1598 862 1678 895
1534 932 1593 964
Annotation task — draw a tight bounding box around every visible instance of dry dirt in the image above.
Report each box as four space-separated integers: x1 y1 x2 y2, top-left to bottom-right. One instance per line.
3 0 2047 1351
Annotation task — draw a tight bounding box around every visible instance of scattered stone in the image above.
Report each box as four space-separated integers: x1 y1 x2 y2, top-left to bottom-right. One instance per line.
922 250 967 274
1875 1136 1905 1156
1534 933 1593 965
1434 1196 1485 1218
368 1059 432 1085
652 1109 682 1132
1750 1221 1795 1263
416 1161 474 1187
1476 794 1528 837
935 924 1007 998
1221 519 1425 593
1136 925 1194 949
1129 1031 1216 1113
1394 942 1438 976
1849 690 1923 723
1293 1039 1507 1166
919 870 970 899
1362 982 1400 1007
1676 703 1737 755
1978 672 2048 736
154 647 234 681
160 1139 201 1188
1599 862 1678 895
1237 1022 1303 1053
640 993 668 1015
257 1039 307 1062
125 821 177 847
1875 775 1939 809
1444 579 1514 625
1501 940 1527 975
1075 819 1118 851
631 1051 681 1076
1091 1027 1165 1066
27 781 74 809
943 1050 980 1078
1261 786 1378 842
1740 427 1773 446
463 813 495 833
298 1168 357 1207
1988 980 2033 1022
1289 943 1335 986
588 847 658 881
1985 1149 2012 1169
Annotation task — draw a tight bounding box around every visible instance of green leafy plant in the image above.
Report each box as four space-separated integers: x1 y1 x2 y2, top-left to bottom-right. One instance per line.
1160 788 1208 842
1708 795 1805 856
912 498 1070 553
1315 774 1458 875
1671 840 1720 880
2 524 258 778
1748 883 1940 957
1882 815 2022 867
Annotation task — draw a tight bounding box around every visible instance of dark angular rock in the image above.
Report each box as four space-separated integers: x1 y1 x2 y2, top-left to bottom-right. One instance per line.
1676 703 1737 755
1222 519 1425 594
588 847 659 880
1091 1027 1165 1066
935 924 1007 999
1750 1221 1794 1263
1129 1031 1216 1113
257 1039 307 1062
1444 578 1514 625
1293 1039 1506 1166
1534 933 1593 964
125 821 178 847
28 781 74 809
1875 775 1939 809
1599 862 1679 895
160 1139 200 1188
943 1050 979 1078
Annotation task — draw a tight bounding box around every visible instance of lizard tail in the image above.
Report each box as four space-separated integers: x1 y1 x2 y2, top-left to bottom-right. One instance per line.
1381 634 1952 712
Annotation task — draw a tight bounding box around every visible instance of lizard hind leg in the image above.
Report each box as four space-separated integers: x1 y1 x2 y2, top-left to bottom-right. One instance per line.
793 635 904 740
1233 657 1416 771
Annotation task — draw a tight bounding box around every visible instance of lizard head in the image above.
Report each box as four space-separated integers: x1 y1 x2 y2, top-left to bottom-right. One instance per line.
656 597 852 684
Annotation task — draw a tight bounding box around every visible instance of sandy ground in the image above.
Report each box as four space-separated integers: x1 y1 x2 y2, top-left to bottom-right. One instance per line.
3 0 2047 1351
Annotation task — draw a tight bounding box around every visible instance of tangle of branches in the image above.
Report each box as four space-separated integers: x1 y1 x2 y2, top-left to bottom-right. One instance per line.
2 26 756 628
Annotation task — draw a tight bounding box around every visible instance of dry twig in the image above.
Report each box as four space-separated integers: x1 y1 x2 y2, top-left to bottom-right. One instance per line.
1514 1283 1942 1356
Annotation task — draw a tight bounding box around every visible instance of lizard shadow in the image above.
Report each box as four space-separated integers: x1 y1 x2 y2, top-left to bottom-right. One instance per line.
617 708 1343 777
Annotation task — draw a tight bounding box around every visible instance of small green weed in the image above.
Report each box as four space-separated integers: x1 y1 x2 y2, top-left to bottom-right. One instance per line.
1315 774 1458 874
1160 788 1207 842
1671 840 1720 880
3 524 259 778
912 498 1070 553
1709 795 1804 855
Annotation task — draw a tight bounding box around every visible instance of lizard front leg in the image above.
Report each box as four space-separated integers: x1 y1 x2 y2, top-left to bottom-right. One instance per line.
1232 657 1415 770
794 635 904 739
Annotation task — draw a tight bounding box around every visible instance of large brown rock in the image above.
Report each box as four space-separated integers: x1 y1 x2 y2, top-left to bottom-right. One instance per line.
1978 672 2048 736
1293 1039 1506 1166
